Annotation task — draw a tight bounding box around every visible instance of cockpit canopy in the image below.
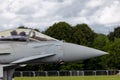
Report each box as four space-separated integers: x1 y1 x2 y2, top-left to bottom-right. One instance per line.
0 29 56 41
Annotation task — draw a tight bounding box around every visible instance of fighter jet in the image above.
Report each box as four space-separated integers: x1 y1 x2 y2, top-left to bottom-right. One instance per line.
0 28 107 80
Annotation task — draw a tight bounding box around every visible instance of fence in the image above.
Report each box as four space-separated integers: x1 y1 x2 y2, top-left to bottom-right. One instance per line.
14 70 120 77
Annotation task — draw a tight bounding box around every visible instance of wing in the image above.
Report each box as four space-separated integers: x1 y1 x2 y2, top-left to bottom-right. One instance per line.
11 53 56 64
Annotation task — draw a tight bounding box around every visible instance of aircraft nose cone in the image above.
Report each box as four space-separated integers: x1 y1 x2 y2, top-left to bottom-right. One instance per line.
62 43 108 62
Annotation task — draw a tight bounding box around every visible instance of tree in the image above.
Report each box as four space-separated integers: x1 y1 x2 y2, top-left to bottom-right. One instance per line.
104 38 120 69
108 26 120 41
114 27 120 38
60 61 84 70
93 34 109 50
72 23 95 47
44 22 73 42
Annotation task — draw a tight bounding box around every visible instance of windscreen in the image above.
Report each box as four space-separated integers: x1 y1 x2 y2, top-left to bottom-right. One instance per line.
0 29 56 41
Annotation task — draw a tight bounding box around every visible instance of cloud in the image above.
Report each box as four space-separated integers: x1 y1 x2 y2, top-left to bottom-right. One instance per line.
98 1 120 26
85 0 104 8
0 0 119 34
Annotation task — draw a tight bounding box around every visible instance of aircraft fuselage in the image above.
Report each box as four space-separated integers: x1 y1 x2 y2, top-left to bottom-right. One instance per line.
0 41 63 64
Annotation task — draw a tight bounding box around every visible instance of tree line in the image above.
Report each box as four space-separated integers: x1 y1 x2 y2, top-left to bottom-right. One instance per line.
16 22 120 71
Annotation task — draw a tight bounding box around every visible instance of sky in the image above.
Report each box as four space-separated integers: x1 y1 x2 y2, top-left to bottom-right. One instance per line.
0 0 120 34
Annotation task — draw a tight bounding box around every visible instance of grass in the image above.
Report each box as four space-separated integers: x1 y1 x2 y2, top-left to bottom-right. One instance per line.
14 76 120 80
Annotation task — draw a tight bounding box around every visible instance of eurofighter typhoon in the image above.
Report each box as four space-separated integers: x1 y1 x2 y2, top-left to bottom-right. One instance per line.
0 29 108 80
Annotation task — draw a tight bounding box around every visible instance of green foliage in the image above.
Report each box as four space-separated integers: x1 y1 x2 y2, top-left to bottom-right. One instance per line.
60 61 84 70
108 26 120 41
83 56 106 70
108 32 114 41
93 34 109 50
114 27 120 38
104 38 120 69
72 24 95 47
45 22 95 47
45 22 73 42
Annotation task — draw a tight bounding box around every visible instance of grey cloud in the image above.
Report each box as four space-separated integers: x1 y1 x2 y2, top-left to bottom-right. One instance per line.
44 0 64 2
15 7 36 15
54 0 86 18
0 0 119 34
57 0 64 2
